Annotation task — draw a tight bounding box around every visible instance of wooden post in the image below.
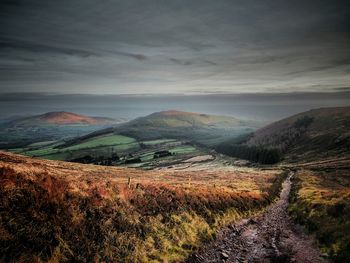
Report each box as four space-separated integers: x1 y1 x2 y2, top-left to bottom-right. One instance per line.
128 177 131 188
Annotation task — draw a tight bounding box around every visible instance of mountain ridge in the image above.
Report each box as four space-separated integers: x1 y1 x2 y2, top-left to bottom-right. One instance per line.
125 110 260 129
216 106 350 163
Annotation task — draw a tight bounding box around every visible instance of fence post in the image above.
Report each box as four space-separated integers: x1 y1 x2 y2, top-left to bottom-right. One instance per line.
128 177 131 188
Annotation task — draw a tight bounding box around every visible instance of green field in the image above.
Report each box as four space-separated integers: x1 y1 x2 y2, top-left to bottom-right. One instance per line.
10 134 139 160
140 139 177 145
27 140 58 147
5 126 211 171
64 134 136 150
170 145 197 154
8 133 203 166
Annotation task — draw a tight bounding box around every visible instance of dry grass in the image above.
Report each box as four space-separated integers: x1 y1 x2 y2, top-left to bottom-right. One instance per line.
0 151 283 262
289 165 350 263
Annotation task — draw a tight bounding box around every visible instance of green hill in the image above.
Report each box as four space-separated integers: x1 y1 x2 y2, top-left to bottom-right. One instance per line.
126 110 252 129
0 112 122 149
62 110 262 148
17 110 261 163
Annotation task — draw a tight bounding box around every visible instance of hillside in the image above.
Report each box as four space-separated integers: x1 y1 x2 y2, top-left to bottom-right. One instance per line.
0 151 283 262
61 110 262 149
2 111 116 127
289 160 350 262
0 112 122 150
8 110 262 164
247 107 350 159
216 107 350 163
126 110 256 129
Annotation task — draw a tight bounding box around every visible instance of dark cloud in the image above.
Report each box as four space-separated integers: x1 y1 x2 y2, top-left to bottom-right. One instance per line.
0 0 349 94
108 51 147 61
203 60 217 66
169 58 192 66
0 38 97 57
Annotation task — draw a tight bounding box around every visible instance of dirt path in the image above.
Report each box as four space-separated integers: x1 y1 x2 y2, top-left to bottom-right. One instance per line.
187 173 327 263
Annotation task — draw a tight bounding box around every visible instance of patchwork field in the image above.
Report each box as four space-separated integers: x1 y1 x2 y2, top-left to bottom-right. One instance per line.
10 134 136 157
9 132 208 170
0 151 284 263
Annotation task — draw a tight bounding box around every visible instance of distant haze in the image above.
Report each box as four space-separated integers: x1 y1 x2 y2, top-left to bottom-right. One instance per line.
1 92 349 122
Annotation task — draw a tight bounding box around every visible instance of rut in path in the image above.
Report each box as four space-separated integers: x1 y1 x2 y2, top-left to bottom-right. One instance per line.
187 173 327 263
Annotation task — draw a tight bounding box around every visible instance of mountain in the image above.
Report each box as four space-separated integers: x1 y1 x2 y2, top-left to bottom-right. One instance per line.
61 110 262 148
216 107 350 163
3 111 116 127
124 110 259 129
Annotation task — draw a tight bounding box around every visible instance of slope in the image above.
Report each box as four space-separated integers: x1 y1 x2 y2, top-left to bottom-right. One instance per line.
216 107 350 163
0 151 283 262
0 112 121 149
62 110 262 149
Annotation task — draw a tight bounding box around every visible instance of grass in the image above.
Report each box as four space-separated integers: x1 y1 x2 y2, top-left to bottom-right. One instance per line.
141 139 177 145
64 134 136 151
39 152 72 161
22 147 60 156
170 146 197 154
10 134 204 169
27 140 58 147
9 134 139 161
0 151 284 263
289 166 350 262
0 125 110 150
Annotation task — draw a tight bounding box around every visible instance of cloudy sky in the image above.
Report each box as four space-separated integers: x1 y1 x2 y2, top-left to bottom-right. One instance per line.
0 0 349 94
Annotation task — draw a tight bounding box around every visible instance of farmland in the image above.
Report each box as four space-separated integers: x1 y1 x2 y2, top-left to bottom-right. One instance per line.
0 112 123 150
1 108 349 262
1 110 265 172
9 131 209 170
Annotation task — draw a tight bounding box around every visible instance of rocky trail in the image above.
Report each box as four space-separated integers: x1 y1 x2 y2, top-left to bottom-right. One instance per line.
187 173 327 263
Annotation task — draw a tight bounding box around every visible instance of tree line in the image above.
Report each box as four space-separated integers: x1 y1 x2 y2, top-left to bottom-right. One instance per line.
215 143 281 164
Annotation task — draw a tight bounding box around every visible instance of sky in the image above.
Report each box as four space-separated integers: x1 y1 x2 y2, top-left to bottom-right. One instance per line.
0 0 349 95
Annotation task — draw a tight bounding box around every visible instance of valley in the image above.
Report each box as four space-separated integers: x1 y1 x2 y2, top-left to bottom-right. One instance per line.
0 107 349 263
4 110 261 169
2 1 349 262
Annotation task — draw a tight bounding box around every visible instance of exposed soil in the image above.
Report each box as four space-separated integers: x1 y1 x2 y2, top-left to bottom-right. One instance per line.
187 173 327 263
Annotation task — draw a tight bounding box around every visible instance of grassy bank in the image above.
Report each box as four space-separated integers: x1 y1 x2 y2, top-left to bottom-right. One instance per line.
289 169 350 262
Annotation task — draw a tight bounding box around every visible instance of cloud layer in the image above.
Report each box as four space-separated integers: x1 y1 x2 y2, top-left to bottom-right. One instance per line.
0 0 349 94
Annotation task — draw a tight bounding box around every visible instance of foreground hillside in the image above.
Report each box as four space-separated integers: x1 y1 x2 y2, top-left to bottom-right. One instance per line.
0 151 283 263
217 107 350 164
